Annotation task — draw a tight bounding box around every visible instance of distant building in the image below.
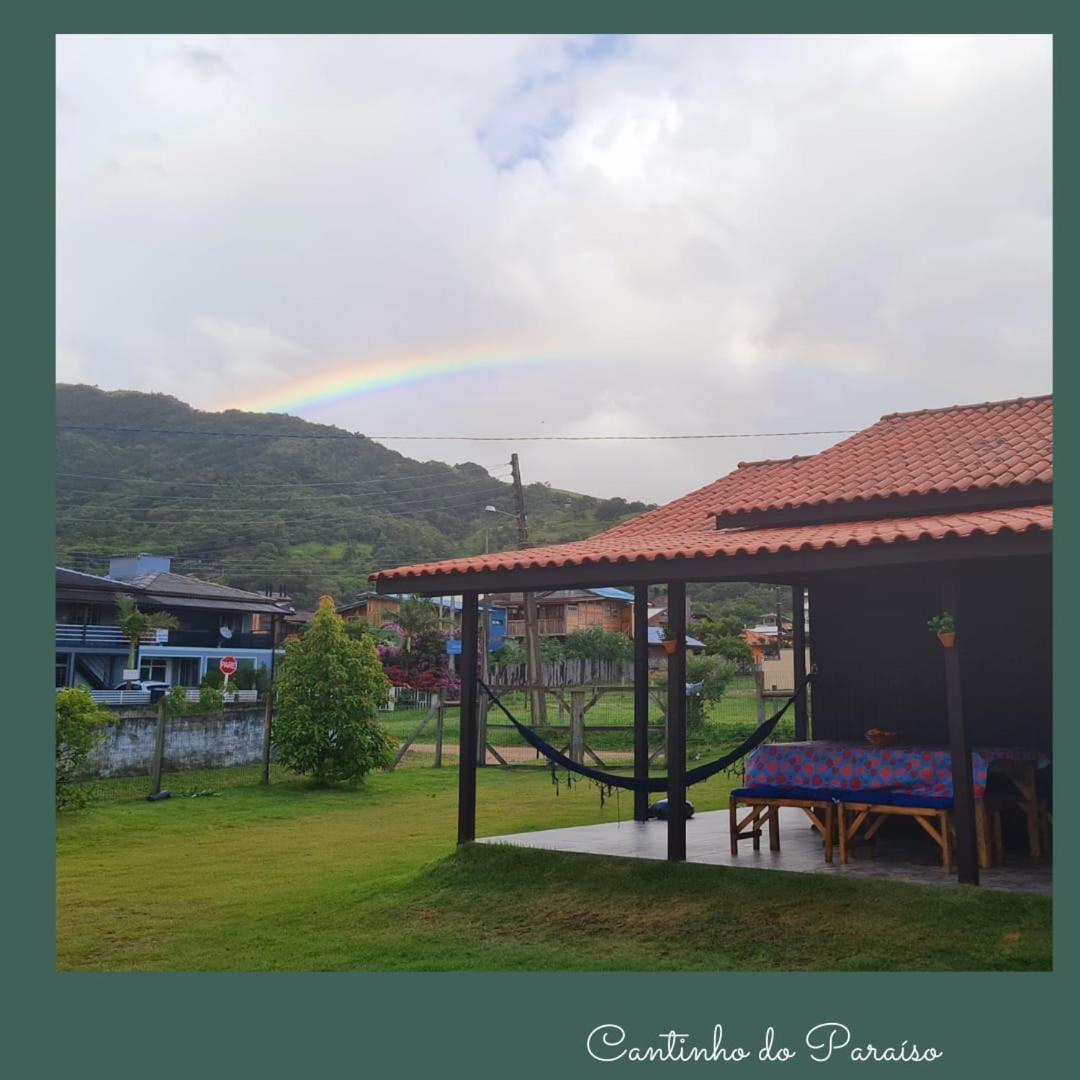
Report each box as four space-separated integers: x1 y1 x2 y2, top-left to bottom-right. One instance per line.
55 555 293 689
487 587 634 640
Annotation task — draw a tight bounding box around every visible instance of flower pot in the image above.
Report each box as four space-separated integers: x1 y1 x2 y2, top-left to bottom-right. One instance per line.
937 631 956 648
661 639 678 654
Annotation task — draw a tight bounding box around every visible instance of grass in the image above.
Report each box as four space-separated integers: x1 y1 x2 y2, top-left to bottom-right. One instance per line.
382 675 783 756
56 760 1051 971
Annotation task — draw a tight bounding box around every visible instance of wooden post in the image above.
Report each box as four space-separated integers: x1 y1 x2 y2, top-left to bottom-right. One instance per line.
477 596 491 766
434 696 444 768
457 591 480 845
149 696 167 796
510 453 547 726
570 690 585 763
261 614 279 785
666 581 687 861
633 584 650 822
791 585 808 740
942 576 979 885
754 668 766 726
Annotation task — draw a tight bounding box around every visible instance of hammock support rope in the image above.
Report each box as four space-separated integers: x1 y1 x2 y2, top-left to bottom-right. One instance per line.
477 671 814 794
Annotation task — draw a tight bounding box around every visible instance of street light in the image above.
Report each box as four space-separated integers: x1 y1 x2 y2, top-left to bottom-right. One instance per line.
483 505 515 517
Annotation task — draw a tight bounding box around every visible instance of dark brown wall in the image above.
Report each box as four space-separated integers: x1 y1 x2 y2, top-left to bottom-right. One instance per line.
809 554 1050 751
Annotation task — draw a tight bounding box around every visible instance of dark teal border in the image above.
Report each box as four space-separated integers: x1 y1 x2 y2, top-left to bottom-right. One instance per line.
9 7 1073 1078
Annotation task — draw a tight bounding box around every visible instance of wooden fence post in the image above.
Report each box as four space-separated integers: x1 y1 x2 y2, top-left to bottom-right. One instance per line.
149 696 167 796
570 689 586 764
434 696 444 768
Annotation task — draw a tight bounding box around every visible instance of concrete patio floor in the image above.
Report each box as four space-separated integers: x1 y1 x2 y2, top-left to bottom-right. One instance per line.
478 808 1052 894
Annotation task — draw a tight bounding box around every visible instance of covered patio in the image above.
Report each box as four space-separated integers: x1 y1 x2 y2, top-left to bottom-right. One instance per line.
372 395 1052 888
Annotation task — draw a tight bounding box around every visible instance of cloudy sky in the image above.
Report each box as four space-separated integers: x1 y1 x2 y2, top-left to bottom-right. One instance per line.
56 34 1051 503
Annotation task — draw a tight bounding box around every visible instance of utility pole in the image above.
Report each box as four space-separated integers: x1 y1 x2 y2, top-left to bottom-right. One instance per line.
510 453 547 725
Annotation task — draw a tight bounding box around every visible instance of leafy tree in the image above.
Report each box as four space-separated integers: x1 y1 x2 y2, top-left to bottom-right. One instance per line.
652 655 737 731
690 621 754 666
562 627 633 662
56 688 109 808
394 596 441 652
273 597 395 784
114 594 179 674
491 640 528 665
540 637 567 662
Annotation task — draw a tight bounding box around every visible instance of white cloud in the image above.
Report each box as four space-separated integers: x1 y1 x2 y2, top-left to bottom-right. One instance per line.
56 34 1052 502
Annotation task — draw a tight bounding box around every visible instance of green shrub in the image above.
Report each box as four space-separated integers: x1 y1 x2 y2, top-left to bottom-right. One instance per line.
273 597 395 785
563 628 633 662
56 688 110 809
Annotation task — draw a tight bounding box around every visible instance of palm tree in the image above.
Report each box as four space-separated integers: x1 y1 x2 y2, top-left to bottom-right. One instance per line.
394 596 440 653
115 594 179 682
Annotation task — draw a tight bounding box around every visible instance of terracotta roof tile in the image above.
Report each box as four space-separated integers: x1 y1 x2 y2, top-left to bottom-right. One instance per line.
374 505 1051 581
704 395 1052 518
372 395 1052 584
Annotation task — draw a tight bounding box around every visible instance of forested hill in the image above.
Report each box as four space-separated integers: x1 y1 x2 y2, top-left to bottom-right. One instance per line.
55 384 653 608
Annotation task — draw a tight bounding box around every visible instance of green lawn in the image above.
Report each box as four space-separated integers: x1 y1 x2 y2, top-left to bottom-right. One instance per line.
56 760 1051 971
383 675 783 757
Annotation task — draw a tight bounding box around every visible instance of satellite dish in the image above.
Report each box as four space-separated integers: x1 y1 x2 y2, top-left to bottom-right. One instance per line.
219 626 233 639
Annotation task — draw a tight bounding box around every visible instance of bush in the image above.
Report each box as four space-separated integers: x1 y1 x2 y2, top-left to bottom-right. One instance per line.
491 640 528 665
56 688 109 809
563 628 633 662
273 597 395 784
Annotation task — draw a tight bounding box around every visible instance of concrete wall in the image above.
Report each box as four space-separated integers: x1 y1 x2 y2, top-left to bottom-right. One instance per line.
81 707 265 779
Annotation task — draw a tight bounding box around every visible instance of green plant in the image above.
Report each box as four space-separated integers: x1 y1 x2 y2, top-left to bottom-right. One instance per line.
272 596 395 784
539 637 566 662
394 596 441 652
56 688 110 809
198 685 225 711
165 686 191 714
562 627 633 662
660 624 675 641
114 594 179 673
491 640 528 665
927 612 956 635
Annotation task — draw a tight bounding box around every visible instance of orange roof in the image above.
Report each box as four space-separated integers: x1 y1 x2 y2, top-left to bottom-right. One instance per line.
709 395 1051 520
374 505 1050 581
372 395 1052 585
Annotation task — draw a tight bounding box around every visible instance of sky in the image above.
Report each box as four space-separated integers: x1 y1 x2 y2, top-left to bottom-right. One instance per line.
56 34 1052 503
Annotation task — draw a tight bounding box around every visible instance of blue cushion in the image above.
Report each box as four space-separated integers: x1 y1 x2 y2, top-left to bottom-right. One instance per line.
732 787 953 810
833 789 953 810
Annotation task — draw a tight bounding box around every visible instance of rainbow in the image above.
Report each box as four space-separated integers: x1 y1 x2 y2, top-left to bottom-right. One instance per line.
217 344 554 414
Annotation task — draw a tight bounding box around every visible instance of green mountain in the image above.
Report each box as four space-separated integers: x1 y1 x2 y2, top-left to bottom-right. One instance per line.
55 384 653 608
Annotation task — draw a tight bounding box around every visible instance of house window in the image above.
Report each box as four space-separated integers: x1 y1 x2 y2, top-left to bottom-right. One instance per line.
567 604 578 612
55 653 69 688
606 603 619 616
251 613 271 634
140 657 167 682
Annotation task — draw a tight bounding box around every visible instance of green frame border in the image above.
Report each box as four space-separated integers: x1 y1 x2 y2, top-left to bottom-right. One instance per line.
9 7 1073 1076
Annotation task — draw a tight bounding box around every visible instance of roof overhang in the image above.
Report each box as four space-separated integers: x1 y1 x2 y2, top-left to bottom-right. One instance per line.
373 519 1050 596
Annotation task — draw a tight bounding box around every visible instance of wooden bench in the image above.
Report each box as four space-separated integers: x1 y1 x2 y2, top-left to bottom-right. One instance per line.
729 788 835 863
836 793 954 871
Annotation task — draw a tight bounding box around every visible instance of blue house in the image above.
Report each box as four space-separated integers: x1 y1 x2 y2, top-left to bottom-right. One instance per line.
55 555 293 690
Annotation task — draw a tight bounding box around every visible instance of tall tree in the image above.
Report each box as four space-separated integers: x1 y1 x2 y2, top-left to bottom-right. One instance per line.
272 597 394 784
114 594 179 675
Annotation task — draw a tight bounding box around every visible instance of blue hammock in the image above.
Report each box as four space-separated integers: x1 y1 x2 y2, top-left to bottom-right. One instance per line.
477 671 813 794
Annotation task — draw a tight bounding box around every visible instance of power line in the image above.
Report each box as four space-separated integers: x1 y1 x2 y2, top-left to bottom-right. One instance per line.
58 424 858 441
55 467 512 488
55 476 515 507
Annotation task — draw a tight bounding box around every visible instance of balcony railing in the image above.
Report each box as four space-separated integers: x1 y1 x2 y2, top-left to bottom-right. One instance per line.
56 624 141 646
506 617 567 638
55 625 273 650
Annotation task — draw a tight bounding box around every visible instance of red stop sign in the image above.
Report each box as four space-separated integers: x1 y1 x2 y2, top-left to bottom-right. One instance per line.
219 656 238 676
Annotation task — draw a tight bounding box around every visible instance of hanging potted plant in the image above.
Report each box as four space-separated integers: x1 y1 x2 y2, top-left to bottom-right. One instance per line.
660 624 678 654
927 612 956 649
